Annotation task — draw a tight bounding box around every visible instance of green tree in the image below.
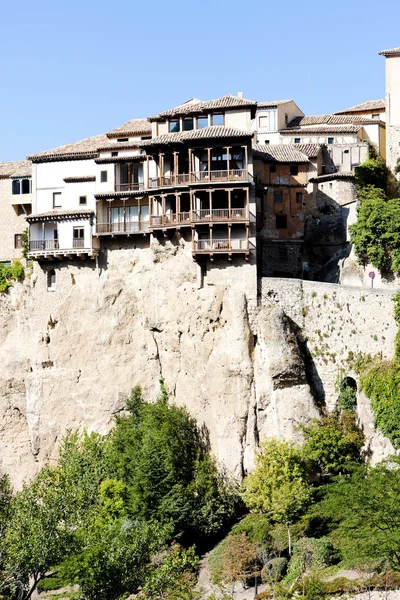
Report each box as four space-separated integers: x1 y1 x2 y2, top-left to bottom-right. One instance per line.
241 439 312 554
355 144 391 193
301 411 364 477
142 543 199 600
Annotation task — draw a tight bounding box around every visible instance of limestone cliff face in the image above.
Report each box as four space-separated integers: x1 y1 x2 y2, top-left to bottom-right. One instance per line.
0 237 395 488
0 236 322 488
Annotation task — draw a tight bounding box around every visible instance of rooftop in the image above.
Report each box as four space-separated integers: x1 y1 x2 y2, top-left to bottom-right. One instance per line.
106 118 151 139
0 160 32 179
149 94 257 121
28 134 108 162
253 144 322 163
257 100 293 108
334 100 386 115
286 114 380 128
379 48 400 57
281 124 363 135
140 126 252 148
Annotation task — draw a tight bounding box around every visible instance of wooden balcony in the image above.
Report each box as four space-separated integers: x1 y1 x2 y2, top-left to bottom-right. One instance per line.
115 183 145 192
191 208 248 222
96 221 149 235
149 212 191 228
73 238 85 248
193 238 249 254
29 239 59 251
148 169 249 189
28 239 96 260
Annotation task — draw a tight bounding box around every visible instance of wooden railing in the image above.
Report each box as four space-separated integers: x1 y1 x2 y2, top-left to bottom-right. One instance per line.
150 212 191 227
148 169 248 188
191 208 247 221
96 221 149 234
73 238 85 248
29 240 59 251
193 239 249 252
115 182 145 192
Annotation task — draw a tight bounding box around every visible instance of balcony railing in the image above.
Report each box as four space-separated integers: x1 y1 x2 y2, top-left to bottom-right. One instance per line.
148 169 248 188
73 238 85 248
150 212 191 227
191 208 247 221
193 239 249 252
115 182 145 192
29 240 59 251
96 221 150 234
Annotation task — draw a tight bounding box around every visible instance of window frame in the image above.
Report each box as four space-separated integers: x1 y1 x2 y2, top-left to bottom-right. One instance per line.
295 191 303 204
274 190 283 203
327 137 334 145
212 113 225 126
100 171 108 183
169 119 180 133
197 116 209 129
183 118 194 131
53 192 62 208
276 214 288 229
294 138 301 144
79 196 87 206
290 165 299 176
14 233 23 249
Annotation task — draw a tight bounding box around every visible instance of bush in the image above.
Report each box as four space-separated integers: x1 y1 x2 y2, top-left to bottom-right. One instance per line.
285 537 338 582
261 557 287 583
0 260 25 293
230 514 271 544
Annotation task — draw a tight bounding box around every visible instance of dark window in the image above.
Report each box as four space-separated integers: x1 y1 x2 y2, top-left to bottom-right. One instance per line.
270 164 276 173
264 139 270 145
274 191 283 203
22 179 31 194
54 229 58 241
111 151 118 157
294 138 301 144
117 138 129 142
290 165 299 176
47 269 56 290
12 180 20 195
79 196 87 205
169 120 180 133
285 114 288 125
73 227 84 239
328 137 334 144
212 113 224 126
53 192 61 208
100 171 107 183
14 234 22 249
296 192 303 203
183 118 194 131
197 116 208 129
276 214 287 229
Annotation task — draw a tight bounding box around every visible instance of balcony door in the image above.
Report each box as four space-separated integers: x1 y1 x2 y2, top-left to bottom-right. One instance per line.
111 207 123 232
73 227 85 248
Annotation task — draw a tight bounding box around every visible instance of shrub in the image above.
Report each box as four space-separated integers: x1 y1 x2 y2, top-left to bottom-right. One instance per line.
261 557 287 583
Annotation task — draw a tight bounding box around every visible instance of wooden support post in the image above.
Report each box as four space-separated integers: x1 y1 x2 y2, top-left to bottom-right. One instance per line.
228 188 231 220
210 224 213 250
226 146 231 179
243 145 248 173
162 195 166 225
246 224 249 250
228 223 231 250
176 193 180 221
209 189 212 221
207 148 211 180
123 198 126 233
174 152 178 185
246 187 249 219
42 222 45 248
188 148 192 183
146 156 150 189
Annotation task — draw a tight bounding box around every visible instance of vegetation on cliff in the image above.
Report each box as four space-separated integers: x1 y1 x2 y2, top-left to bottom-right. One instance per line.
0 260 24 293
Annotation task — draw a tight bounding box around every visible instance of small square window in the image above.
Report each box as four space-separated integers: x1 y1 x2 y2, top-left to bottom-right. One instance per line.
276 214 287 229
296 192 303 203
79 196 87 205
169 120 180 133
290 165 299 176
12 180 20 195
294 138 301 144
100 171 108 183
14 234 22 249
264 140 270 145
372 114 380 119
22 179 31 194
274 191 283 203
111 151 118 157
270 164 276 173
53 192 61 208
197 116 208 129
259 115 269 127
183 118 194 131
328 137 334 144
212 113 224 126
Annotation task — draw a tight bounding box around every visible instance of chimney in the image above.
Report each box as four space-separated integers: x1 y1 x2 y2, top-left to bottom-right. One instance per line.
238 91 243 99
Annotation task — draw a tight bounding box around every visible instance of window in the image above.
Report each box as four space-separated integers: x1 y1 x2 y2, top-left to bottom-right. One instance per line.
276 214 287 229
73 227 84 248
117 138 129 142
14 234 22 249
12 180 20 195
12 178 31 195
79 196 87 205
197 116 208 129
259 115 269 127
47 269 56 291
111 151 118 157
270 164 276 173
328 137 334 144
274 190 283 203
294 138 301 144
290 165 299 176
296 192 303 203
285 114 288 125
372 113 380 119
53 192 61 208
100 171 108 183
169 120 180 133
264 140 270 145
183 118 194 131
212 113 224 126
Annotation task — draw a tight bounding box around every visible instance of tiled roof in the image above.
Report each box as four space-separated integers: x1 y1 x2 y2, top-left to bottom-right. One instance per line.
253 144 322 163
149 94 257 121
334 100 385 114
286 114 378 128
379 48 400 57
28 134 108 162
0 160 32 179
63 176 96 183
26 209 95 222
106 118 152 139
140 126 252 147
257 100 293 108
281 124 362 134
309 172 355 183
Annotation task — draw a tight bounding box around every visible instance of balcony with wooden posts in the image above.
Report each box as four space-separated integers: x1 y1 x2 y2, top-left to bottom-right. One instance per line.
95 197 150 236
192 224 251 260
148 145 250 190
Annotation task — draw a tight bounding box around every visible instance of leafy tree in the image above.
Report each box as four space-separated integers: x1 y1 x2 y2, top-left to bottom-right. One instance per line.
362 361 400 448
321 459 400 569
142 543 199 600
217 532 259 597
241 439 312 554
301 411 364 477
355 144 391 193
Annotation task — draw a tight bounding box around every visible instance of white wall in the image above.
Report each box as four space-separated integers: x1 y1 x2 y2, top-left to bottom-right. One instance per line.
36 160 97 213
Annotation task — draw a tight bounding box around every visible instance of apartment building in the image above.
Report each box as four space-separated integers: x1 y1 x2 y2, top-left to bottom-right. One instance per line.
0 161 32 263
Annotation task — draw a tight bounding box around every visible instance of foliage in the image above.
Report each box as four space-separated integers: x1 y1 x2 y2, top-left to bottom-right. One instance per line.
337 384 357 412
230 514 271 544
301 411 364 477
355 144 390 192
261 557 287 583
0 260 24 293
362 361 400 448
215 532 259 592
141 543 199 600
21 228 29 259
285 537 338 582
321 459 400 569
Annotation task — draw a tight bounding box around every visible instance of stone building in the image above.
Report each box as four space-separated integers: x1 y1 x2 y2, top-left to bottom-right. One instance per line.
0 161 32 263
379 47 400 172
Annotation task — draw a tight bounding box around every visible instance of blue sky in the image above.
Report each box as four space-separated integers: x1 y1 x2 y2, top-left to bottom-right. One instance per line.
0 0 398 161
